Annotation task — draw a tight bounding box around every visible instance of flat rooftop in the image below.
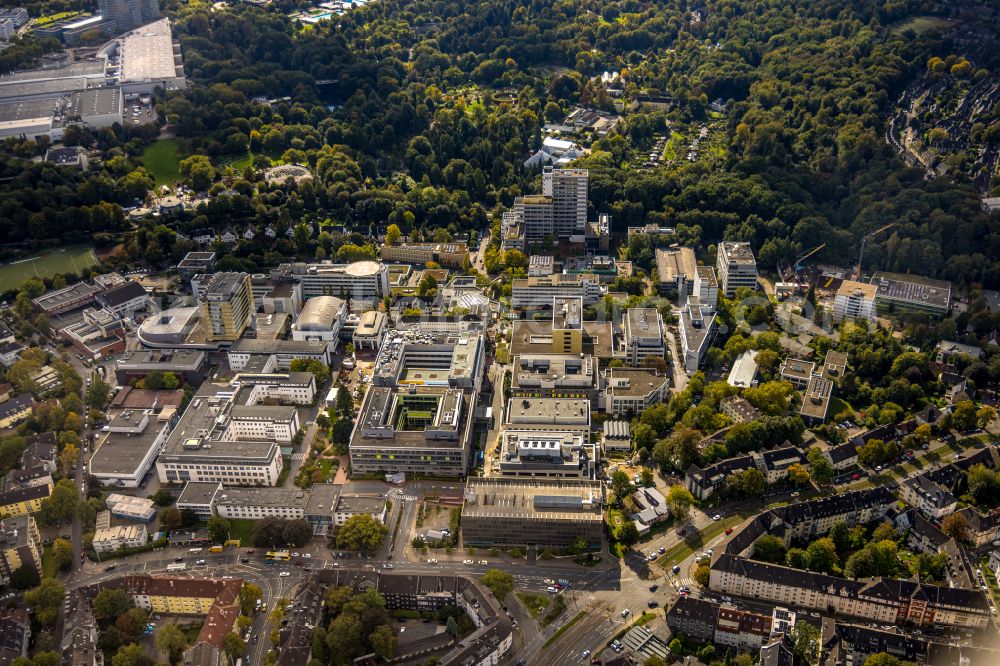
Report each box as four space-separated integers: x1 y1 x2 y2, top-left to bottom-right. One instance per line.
32 282 100 310
552 297 582 330
176 481 221 506
335 494 385 515
216 487 310 510
506 397 590 423
606 367 668 397
510 320 614 358
655 247 697 282
229 338 328 355
90 420 164 476
800 376 833 420
720 241 757 265
463 477 603 521
117 349 205 370
837 280 877 299
0 98 57 123
869 271 951 309
352 385 469 449
159 384 281 461
119 19 182 83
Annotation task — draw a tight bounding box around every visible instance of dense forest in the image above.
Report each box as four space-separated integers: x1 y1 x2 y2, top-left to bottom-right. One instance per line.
1 0 999 287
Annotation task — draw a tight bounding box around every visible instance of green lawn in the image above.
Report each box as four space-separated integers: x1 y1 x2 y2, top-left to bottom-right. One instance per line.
227 519 255 546
41 545 58 578
142 139 182 186
0 244 99 292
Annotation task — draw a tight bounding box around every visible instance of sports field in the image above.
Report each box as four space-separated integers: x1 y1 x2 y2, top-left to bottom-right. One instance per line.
0 245 99 293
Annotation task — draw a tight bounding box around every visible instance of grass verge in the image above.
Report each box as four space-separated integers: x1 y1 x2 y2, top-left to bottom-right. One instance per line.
542 610 585 649
516 591 549 618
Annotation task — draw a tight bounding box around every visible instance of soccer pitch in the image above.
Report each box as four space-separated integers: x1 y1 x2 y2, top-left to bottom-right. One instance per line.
0 245 99 293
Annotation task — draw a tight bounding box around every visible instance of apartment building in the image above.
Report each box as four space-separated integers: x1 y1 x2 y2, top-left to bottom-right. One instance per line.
721 395 763 423
710 554 990 628
717 241 758 298
833 280 877 324
685 446 808 500
461 477 603 549
0 516 41 585
623 308 665 365
601 367 670 417
0 483 52 519
94 575 241 618
542 166 588 236
900 474 959 520
0 394 32 429
197 272 255 342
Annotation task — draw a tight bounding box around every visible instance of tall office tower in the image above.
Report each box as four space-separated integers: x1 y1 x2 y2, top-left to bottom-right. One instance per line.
197 272 255 342
716 241 758 298
542 166 588 236
99 0 160 35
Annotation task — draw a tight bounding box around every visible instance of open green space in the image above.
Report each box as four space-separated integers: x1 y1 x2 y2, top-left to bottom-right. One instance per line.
227 518 256 546
516 591 549 618
0 244 98 293
141 138 182 186
890 15 951 35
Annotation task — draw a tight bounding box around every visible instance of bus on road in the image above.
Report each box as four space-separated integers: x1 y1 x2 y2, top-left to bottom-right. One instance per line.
166 562 187 572
265 551 290 561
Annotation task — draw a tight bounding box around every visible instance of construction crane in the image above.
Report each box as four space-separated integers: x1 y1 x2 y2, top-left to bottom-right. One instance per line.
794 244 826 272
856 223 894 280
